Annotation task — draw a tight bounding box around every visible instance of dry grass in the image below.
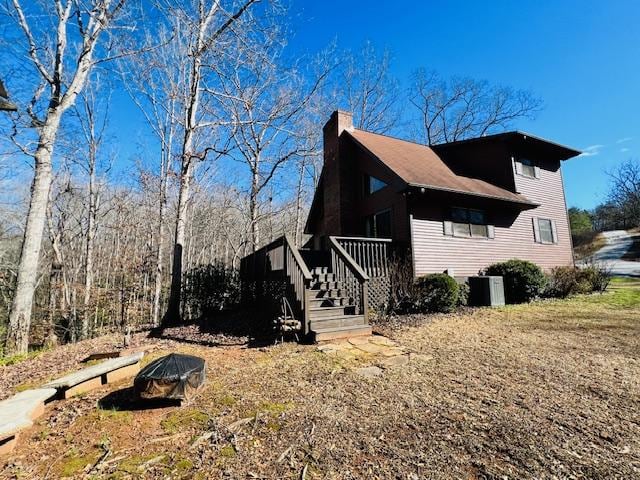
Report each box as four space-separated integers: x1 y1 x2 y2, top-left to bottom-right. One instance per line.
2 280 639 479
573 232 606 260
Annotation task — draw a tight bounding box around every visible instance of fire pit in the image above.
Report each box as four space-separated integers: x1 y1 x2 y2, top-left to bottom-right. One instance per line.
134 353 205 402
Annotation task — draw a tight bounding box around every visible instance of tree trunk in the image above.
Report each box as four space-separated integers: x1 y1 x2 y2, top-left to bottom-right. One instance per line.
6 116 61 354
250 167 260 252
164 159 193 326
82 152 97 338
294 157 306 246
151 146 169 327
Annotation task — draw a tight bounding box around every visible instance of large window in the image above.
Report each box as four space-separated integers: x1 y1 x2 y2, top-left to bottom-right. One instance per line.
449 207 489 238
363 174 388 195
365 210 392 238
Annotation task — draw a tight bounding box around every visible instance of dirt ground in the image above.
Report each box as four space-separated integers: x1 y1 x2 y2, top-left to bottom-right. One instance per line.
1 279 639 479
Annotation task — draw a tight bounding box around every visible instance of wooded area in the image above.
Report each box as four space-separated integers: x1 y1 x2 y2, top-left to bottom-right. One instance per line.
0 0 618 356
569 158 640 246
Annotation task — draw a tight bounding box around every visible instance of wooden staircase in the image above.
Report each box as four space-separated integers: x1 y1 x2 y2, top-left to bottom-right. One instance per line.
306 267 371 342
241 234 392 343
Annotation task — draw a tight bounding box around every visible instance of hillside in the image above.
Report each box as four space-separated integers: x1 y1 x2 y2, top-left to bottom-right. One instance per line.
1 280 639 479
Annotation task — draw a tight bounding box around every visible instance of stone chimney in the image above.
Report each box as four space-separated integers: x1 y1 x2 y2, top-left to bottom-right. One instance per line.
322 111 353 236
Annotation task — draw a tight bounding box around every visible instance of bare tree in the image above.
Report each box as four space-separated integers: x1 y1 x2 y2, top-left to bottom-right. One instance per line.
409 69 542 145
162 0 260 327
341 41 400 134
123 24 183 327
75 81 110 339
218 31 331 251
4 0 130 354
607 159 640 228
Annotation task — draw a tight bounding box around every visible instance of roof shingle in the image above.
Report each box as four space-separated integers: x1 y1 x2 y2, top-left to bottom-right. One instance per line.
347 129 536 205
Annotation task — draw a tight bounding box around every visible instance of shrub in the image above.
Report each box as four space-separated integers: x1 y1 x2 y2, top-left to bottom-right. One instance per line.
457 281 470 307
544 266 580 298
544 263 613 298
578 262 612 293
183 263 240 319
484 259 546 304
414 273 460 313
386 253 419 313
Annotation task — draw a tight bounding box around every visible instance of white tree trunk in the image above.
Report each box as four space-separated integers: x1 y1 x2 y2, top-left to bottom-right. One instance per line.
82 157 97 338
151 145 170 327
6 115 61 354
250 167 260 252
164 159 194 325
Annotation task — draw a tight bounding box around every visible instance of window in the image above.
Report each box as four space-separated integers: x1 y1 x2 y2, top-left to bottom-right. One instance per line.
516 158 538 178
534 217 557 244
447 207 490 238
365 210 392 238
363 174 388 195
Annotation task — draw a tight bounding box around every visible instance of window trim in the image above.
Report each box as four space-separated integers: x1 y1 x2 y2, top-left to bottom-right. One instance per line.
444 207 494 240
515 157 540 179
532 217 558 244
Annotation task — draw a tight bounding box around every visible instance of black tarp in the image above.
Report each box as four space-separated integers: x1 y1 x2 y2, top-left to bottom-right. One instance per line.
134 353 205 401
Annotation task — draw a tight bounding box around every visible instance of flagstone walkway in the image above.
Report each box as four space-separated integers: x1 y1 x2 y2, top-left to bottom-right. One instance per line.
317 334 431 378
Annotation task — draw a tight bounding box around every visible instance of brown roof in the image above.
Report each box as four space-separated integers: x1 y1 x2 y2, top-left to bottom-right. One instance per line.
347 129 536 206
432 130 582 160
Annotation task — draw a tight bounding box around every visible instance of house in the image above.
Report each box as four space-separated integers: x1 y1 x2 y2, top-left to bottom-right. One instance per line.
304 110 581 277
241 110 580 341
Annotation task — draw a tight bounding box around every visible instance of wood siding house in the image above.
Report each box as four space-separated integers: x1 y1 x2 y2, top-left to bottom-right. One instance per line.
305 110 581 277
240 111 580 342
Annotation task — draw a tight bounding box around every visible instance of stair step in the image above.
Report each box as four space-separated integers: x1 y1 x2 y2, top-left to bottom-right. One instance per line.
311 281 342 291
312 273 335 283
309 305 356 319
307 297 350 308
308 288 344 299
313 324 372 342
310 314 366 330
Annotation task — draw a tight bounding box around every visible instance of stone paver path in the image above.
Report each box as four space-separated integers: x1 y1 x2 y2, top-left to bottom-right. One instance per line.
317 334 427 377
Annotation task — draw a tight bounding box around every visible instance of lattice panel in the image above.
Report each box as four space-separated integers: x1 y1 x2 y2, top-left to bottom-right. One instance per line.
368 276 391 311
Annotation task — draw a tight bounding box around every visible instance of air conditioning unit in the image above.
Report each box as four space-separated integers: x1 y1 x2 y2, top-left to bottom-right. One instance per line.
468 276 505 307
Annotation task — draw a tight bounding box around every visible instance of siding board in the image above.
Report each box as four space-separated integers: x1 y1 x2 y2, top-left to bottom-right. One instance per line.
411 160 573 277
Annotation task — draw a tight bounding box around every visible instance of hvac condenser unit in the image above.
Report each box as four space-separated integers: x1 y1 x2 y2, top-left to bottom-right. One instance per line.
468 276 505 307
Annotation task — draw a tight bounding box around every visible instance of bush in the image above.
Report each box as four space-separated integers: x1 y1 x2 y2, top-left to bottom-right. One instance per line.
578 263 612 293
544 263 612 298
544 266 580 298
183 263 240 319
484 259 546 304
414 273 460 313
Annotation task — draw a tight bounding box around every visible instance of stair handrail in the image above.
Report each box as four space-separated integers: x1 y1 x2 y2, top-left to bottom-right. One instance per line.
328 236 369 321
327 236 369 282
283 234 313 280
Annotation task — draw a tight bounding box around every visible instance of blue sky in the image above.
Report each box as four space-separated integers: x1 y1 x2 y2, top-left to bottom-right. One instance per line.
107 0 639 210
287 0 640 209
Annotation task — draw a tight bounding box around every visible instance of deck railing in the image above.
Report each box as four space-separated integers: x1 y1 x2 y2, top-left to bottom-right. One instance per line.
333 236 392 278
328 236 369 318
240 235 312 333
283 234 313 333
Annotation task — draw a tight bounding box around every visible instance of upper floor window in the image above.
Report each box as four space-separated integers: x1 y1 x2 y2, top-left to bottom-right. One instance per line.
515 158 540 178
445 207 494 238
363 174 388 195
